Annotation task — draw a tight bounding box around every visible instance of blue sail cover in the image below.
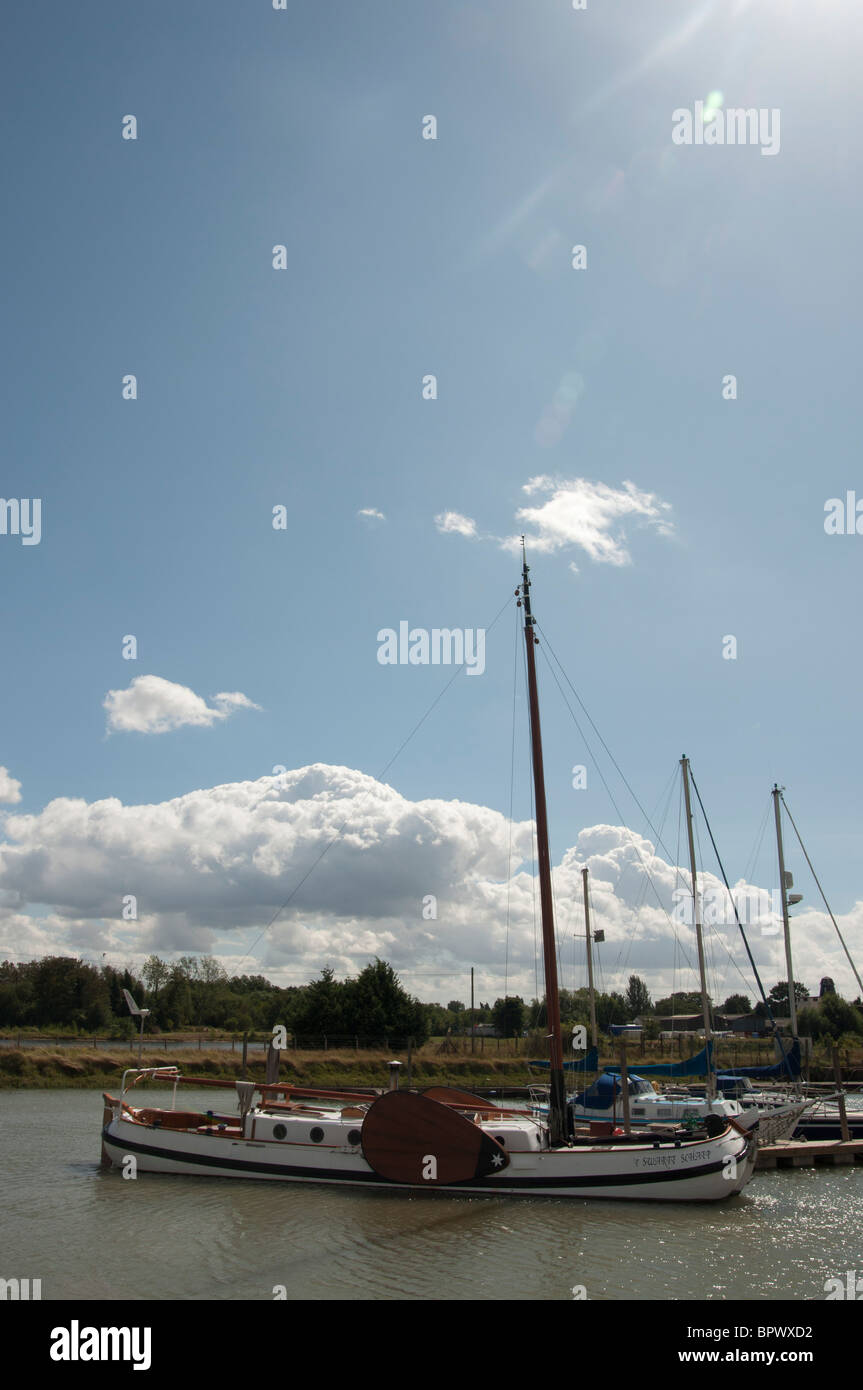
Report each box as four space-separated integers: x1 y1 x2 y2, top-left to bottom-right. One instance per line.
605 1042 714 1078
570 1072 620 1110
528 1047 599 1073
718 1038 801 1080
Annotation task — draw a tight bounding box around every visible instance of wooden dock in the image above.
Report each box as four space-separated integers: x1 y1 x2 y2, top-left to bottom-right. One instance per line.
756 1138 863 1170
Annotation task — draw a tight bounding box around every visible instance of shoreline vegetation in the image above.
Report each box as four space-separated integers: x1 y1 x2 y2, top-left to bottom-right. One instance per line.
3 1034 862 1090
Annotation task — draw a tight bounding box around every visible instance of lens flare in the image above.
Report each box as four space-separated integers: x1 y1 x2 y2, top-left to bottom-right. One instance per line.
702 90 724 123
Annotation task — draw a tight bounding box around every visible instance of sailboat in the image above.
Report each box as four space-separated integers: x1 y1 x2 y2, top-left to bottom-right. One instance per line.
100 552 757 1199
534 766 813 1141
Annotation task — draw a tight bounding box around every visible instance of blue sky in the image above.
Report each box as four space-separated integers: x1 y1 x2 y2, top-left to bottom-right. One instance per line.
1 0 861 1006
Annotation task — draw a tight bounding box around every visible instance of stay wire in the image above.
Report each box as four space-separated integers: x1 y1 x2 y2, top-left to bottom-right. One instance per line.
781 794 863 997
688 768 795 1078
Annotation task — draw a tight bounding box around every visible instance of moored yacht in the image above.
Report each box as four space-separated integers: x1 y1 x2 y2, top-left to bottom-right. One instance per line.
100 552 758 1201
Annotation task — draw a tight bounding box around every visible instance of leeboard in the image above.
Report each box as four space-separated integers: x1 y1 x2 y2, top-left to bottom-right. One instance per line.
361 1090 509 1185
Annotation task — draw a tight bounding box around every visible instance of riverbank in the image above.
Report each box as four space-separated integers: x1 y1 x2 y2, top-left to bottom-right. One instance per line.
0 1045 535 1090
2 1042 861 1089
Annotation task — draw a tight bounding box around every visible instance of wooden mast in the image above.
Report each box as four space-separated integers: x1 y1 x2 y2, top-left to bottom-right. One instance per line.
519 544 567 1146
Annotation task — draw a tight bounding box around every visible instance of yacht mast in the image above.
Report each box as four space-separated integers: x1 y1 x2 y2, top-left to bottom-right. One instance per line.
582 867 599 1050
680 755 715 1100
519 546 567 1146
772 784 798 1038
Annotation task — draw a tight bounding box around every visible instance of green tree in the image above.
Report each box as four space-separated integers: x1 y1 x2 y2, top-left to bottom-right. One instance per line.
342 959 427 1045
292 966 345 1040
767 981 809 1013
624 975 652 1019
655 991 708 1017
596 991 628 1033
722 994 752 1014
492 996 526 1037
142 955 169 996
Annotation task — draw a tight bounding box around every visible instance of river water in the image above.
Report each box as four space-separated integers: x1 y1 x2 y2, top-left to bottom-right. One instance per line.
2 1088 861 1301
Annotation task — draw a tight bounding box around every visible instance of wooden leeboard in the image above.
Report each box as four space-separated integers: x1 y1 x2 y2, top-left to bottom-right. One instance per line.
362 1091 509 1185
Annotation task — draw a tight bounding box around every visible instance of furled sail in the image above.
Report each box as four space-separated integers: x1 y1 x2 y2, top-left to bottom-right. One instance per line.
605 1042 714 1078
718 1038 801 1080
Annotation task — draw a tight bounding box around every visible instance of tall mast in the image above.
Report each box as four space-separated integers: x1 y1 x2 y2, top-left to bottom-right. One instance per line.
519 545 567 1146
680 755 715 1099
582 867 599 1050
773 784 798 1038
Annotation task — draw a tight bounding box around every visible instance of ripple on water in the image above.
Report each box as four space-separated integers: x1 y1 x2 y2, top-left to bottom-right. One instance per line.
2 1089 861 1300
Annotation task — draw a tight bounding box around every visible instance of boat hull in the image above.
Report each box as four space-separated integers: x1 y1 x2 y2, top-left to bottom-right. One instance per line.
102 1115 756 1202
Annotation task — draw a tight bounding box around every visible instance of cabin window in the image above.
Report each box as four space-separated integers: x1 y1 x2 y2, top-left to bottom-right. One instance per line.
273 1124 287 1140
347 1129 362 1147
310 1127 325 1144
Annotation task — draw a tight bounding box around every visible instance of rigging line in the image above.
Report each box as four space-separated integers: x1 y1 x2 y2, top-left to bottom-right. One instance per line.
744 799 772 886
537 646 699 978
535 621 680 867
236 588 515 971
693 810 720 1006
688 769 794 1078
690 780 763 1000
781 794 863 997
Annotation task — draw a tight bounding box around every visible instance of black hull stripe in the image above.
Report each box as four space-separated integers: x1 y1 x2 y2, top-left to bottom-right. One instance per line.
103 1128 750 1191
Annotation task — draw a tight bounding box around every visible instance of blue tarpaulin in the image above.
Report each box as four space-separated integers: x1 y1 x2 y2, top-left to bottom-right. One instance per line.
605 1042 714 1078
528 1047 599 1073
718 1038 801 1080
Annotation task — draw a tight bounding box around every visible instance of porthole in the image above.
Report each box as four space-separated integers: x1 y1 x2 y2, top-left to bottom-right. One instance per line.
273 1123 287 1140
347 1129 362 1147
310 1126 325 1144
495 1136 507 1145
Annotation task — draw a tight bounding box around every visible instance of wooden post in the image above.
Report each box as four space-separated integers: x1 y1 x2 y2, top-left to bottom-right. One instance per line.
265 1042 280 1086
618 1042 632 1134
831 1044 851 1142
241 1032 248 1080
471 967 475 1054
407 1038 412 1089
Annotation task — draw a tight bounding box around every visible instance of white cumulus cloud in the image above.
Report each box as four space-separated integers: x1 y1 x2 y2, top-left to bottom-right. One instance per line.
0 767 22 804
357 507 386 521
103 675 261 735
510 477 674 565
434 510 478 538
436 477 674 569
0 765 860 1002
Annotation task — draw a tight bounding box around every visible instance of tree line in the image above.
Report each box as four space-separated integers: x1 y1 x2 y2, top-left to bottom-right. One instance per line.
1 957 860 1044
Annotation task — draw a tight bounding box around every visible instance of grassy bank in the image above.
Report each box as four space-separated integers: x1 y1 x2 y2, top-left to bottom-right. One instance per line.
0 1046 536 1091
3 1041 861 1089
